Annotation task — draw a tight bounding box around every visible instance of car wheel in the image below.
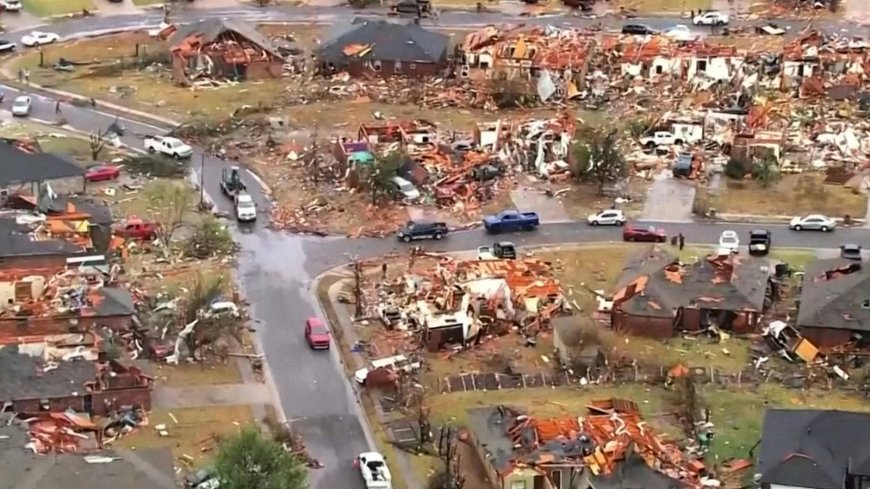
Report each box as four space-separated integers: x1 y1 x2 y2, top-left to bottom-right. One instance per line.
821 226 829 232
617 220 625 226
402 235 412 243
148 147 156 154
591 221 599 226
628 237 636 242
674 139 684 146
793 225 802 231
433 233 443 240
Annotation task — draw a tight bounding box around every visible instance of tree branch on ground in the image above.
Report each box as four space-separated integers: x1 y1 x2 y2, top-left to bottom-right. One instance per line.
216 427 308 489
147 181 192 248
185 217 236 258
571 129 627 195
123 154 189 178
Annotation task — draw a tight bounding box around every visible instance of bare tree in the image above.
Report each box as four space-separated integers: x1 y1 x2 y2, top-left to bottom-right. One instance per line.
310 126 320 185
89 129 110 161
148 181 192 247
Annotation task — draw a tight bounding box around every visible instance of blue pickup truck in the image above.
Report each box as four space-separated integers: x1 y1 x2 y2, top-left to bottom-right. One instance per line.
483 210 541 233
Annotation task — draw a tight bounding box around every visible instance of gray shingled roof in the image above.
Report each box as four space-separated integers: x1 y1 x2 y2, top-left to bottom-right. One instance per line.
167 18 283 59
797 259 870 331
0 346 94 403
0 140 84 186
758 409 870 489
94 287 136 317
0 218 87 258
0 422 176 489
317 19 449 65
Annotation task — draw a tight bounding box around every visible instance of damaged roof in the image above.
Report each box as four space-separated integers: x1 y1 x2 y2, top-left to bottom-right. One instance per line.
165 18 282 58
758 409 870 489
0 345 94 403
90 287 136 317
0 140 84 187
318 19 449 65
796 259 870 331
0 422 176 489
615 253 770 317
0 218 87 258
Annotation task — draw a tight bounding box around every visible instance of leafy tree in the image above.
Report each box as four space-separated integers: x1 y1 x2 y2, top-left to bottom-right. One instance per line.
572 129 627 195
216 427 308 489
752 156 780 189
370 151 403 205
148 181 192 247
185 217 236 258
724 158 749 180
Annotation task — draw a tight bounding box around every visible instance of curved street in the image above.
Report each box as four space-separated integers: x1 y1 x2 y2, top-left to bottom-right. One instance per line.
1 5 868 489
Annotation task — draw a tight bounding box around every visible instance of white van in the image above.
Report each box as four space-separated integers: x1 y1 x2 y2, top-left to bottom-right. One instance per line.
354 354 421 384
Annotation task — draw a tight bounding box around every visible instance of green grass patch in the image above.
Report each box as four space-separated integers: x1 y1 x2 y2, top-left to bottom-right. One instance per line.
677 246 817 270
701 384 870 463
22 0 96 17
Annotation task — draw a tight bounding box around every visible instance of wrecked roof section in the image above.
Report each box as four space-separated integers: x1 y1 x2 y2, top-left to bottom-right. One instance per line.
615 253 771 317
797 259 870 331
164 18 283 58
318 19 450 64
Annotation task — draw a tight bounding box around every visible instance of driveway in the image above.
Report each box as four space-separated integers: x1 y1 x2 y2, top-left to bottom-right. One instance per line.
639 171 696 222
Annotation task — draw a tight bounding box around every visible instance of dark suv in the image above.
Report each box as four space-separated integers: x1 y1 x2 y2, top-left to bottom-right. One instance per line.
397 220 448 242
622 24 656 35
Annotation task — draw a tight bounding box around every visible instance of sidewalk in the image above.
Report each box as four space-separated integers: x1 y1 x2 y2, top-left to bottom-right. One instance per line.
318 273 425 489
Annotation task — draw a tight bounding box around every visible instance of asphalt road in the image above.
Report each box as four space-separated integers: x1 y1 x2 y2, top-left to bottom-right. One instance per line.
0 7 867 487
3 2 867 44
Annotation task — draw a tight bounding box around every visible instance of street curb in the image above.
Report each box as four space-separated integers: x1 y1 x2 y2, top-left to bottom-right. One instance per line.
311 270 379 453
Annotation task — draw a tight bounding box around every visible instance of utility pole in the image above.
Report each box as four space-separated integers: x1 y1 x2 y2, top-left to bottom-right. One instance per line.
310 127 319 185
199 153 205 206
352 257 364 319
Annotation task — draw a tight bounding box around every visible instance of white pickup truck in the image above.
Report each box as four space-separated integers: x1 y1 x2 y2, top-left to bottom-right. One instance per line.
144 135 193 159
639 131 685 149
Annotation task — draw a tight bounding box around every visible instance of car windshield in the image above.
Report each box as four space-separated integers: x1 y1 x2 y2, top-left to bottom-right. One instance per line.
311 324 328 335
13 99 27 106
168 140 182 147
646 226 656 233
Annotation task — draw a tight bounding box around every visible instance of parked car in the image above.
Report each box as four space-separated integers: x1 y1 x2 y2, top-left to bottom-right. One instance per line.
185 467 216 488
396 220 448 242
748 229 771 256
388 176 420 202
587 209 626 226
0 0 22 12
11 95 31 116
840 244 863 261
477 241 517 260
663 25 698 42
390 0 431 16
673 152 693 178
304 317 330 350
234 192 257 222
622 24 655 35
718 230 740 254
0 39 17 52
623 224 667 243
144 135 193 159
84 165 121 182
693 11 729 25
113 218 159 240
357 452 392 489
483 210 540 233
470 164 502 182
789 214 836 232
21 31 60 47
639 131 683 148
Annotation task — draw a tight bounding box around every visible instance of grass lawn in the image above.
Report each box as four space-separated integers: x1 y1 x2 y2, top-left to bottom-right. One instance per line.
113 406 254 467
715 174 867 218
678 246 817 271
22 0 95 16
152 362 243 387
700 384 870 462
536 245 631 314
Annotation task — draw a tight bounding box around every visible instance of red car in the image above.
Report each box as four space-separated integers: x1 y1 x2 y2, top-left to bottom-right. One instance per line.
84 165 121 182
114 219 159 240
305 317 330 350
623 224 667 243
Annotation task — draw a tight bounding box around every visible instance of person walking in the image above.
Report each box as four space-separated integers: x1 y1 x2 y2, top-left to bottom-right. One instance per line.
17 68 24 83
678 232 685 251
55 100 62 114
23 69 30 85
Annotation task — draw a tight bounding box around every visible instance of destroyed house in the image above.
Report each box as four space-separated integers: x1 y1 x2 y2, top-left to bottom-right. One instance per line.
757 409 870 489
0 268 136 340
0 216 101 270
359 120 438 146
0 346 152 415
795 259 870 348
161 18 284 83
1 421 175 489
0 138 84 189
781 31 869 94
466 401 697 489
612 248 772 337
316 19 450 78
